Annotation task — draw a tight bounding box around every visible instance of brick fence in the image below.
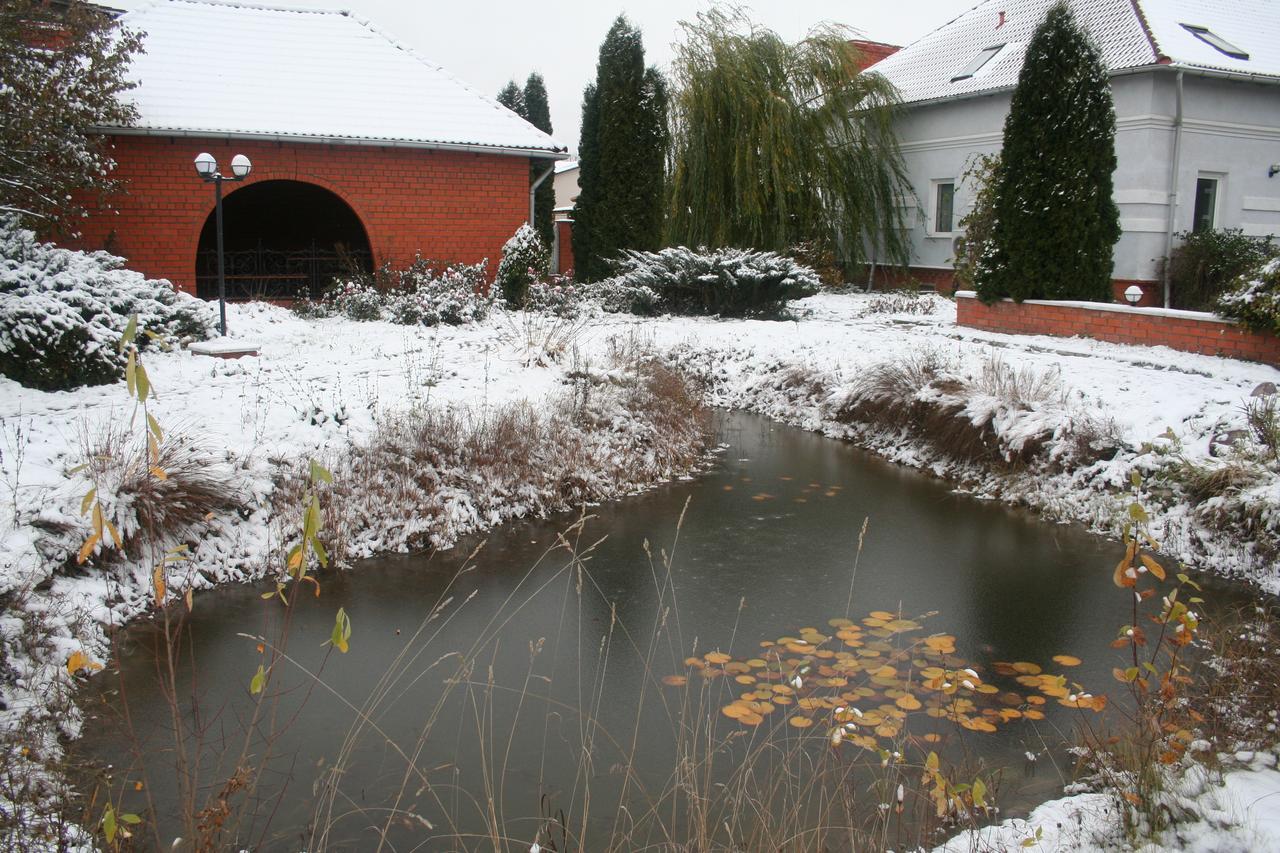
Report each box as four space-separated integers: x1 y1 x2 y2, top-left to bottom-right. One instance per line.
955 291 1280 368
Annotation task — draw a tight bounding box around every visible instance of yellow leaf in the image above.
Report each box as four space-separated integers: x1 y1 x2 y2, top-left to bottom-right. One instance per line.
66 650 102 675
105 519 122 550
1052 655 1082 667
149 466 168 481
77 532 100 565
152 566 166 604
80 489 96 516
1140 553 1166 581
185 588 194 612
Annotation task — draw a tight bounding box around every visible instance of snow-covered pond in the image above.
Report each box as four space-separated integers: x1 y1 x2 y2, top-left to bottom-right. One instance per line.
71 411 1252 849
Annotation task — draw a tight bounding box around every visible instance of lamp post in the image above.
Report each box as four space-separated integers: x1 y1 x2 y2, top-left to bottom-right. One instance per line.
194 152 252 337
1124 284 1144 306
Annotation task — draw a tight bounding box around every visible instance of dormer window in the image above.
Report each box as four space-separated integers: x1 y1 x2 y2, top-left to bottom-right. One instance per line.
1180 24 1249 60
951 44 1005 82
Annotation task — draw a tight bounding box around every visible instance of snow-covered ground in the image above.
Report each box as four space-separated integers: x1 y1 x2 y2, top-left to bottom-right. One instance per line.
3 292 1279 849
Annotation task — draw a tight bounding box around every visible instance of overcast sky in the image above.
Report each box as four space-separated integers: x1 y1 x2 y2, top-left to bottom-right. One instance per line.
114 1 979 155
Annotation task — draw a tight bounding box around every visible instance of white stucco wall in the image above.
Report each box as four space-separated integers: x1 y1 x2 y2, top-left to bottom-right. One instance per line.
553 165 579 217
889 69 1280 283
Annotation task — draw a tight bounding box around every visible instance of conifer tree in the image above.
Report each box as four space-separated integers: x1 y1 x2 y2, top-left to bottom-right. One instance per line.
496 80 525 117
523 72 555 248
975 2 1120 303
574 16 669 282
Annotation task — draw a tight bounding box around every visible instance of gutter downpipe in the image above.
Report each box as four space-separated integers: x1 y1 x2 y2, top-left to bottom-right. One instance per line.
530 162 555 227
1161 69 1185 309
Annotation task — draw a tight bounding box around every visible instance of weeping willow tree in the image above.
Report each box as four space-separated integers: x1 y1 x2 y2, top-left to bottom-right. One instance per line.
666 9 911 269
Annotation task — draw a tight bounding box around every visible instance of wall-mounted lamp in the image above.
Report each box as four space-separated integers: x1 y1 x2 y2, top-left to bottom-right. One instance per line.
1270 164 1280 178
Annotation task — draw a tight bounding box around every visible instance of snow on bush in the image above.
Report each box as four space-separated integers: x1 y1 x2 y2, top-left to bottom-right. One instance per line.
0 218 213 391
601 246 820 317
304 257 492 326
1218 258 1280 337
523 276 585 317
496 223 549 307
591 277 661 316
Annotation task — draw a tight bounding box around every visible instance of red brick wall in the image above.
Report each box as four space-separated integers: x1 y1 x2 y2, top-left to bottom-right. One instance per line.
555 219 573 277
69 135 531 293
864 267 1163 305
955 293 1280 367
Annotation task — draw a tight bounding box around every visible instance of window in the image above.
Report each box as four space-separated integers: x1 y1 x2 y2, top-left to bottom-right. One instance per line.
1192 176 1219 233
933 181 956 234
1180 24 1249 60
951 45 1005 82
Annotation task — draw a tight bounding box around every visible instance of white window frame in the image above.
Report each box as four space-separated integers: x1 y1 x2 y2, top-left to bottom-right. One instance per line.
1192 172 1225 233
928 179 957 237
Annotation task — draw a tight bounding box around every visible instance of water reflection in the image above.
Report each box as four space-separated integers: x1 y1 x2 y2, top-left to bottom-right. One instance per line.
76 411 1231 849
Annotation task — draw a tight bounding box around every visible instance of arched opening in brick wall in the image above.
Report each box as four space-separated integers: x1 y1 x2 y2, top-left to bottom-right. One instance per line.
195 180 373 301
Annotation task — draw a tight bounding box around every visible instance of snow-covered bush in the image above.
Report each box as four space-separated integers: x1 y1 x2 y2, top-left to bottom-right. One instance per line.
0 218 213 391
317 257 492 326
1217 258 1280 336
523 276 583 317
327 279 384 321
496 224 549 307
601 246 820 317
591 277 661 315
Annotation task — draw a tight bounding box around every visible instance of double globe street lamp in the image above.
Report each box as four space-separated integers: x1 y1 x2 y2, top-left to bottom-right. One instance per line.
194 152 252 337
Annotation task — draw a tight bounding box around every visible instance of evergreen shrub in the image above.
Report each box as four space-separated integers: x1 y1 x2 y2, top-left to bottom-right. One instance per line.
0 219 212 391
1217 258 1280 336
496 224 550 307
601 247 819 317
1166 229 1277 311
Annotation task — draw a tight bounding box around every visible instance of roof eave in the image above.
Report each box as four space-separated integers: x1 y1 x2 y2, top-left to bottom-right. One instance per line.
92 124 569 159
893 61 1280 109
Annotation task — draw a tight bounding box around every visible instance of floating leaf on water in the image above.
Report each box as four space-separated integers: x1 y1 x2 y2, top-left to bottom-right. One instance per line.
828 618 853 628
1052 655 1082 667
922 733 942 743
751 493 774 502
734 675 756 684
788 716 813 728
661 675 688 687
1011 662 1042 675
683 657 704 668
896 694 922 711
745 658 767 668
869 610 896 621
738 712 764 725
705 652 731 664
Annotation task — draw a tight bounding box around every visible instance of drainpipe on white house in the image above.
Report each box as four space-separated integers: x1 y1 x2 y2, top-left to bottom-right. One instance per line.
530 162 555 228
1161 69 1185 309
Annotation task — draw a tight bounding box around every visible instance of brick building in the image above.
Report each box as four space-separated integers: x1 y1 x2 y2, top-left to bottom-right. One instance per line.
71 0 566 298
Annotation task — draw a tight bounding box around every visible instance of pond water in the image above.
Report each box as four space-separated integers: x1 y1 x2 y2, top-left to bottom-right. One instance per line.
74 411 1238 850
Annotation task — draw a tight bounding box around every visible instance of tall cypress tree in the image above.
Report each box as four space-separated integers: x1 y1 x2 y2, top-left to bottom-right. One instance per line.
976 2 1120 303
523 72 555 248
574 16 669 282
496 80 525 117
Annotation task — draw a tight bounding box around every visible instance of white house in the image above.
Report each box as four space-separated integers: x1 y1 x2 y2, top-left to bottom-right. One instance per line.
553 160 579 220
865 0 1280 304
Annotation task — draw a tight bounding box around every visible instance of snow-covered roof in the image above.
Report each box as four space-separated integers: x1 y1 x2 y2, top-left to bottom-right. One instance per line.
868 0 1280 105
105 0 566 156
553 160 578 174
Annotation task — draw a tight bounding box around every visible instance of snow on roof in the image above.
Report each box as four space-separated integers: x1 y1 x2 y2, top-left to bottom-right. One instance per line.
553 160 578 174
107 0 566 155
867 0 1280 105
